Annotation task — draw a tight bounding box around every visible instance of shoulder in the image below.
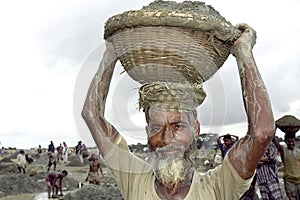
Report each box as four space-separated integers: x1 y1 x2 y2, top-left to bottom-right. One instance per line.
47 172 57 178
282 146 288 153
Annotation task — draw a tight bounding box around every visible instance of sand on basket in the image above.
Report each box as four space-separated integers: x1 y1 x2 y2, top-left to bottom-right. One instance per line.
276 115 300 134
276 115 300 127
104 0 241 84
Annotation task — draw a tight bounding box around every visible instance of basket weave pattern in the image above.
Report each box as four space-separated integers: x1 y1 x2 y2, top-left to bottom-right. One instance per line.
104 1 241 84
111 26 231 84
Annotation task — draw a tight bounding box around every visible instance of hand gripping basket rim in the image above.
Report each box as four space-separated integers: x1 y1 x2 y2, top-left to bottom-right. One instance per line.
104 0 241 84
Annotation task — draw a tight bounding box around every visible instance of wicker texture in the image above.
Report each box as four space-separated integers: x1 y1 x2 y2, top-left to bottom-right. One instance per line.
138 81 206 113
104 0 241 84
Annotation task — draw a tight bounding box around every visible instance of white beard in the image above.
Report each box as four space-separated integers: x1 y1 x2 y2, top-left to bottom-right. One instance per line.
152 144 192 187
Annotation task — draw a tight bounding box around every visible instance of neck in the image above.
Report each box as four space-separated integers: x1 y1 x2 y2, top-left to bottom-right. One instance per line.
155 169 194 199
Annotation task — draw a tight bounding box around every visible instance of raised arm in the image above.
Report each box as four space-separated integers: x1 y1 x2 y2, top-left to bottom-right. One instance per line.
231 134 239 140
217 135 223 144
272 131 285 164
229 24 275 179
81 41 119 157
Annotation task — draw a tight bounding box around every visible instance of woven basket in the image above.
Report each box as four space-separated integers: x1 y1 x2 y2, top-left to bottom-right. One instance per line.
278 127 300 134
104 1 241 84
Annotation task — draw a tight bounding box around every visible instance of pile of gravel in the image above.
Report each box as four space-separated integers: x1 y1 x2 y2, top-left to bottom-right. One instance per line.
64 183 123 200
0 157 13 163
0 173 44 197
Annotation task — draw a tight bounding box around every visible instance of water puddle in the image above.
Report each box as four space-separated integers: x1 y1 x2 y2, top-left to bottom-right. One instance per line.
34 188 70 200
34 192 48 200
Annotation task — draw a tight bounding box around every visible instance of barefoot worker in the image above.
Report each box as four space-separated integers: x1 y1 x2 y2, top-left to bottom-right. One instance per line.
82 1 274 199
45 170 68 198
85 153 104 185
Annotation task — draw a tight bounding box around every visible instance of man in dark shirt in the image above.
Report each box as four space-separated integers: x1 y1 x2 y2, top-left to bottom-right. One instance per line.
48 141 55 153
217 133 239 158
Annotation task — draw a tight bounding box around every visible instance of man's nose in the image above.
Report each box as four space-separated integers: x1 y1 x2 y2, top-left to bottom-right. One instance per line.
161 126 174 144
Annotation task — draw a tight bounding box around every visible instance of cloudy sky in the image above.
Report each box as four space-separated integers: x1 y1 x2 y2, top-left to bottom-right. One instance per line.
1 0 300 149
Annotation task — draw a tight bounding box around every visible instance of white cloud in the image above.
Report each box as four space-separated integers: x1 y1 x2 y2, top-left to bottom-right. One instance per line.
289 100 300 115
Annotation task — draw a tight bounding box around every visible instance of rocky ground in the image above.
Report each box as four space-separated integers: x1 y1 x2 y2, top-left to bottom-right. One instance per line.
0 148 288 200
0 148 124 200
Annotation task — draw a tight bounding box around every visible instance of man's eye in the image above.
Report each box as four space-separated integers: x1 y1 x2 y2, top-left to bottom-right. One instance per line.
150 126 162 133
174 125 180 129
175 123 186 129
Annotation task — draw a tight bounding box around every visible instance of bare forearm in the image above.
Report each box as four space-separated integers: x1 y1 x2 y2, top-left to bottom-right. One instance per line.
272 136 283 152
82 42 119 156
229 24 274 179
235 49 274 137
232 135 239 140
231 50 274 178
260 156 269 163
58 181 62 194
272 136 284 162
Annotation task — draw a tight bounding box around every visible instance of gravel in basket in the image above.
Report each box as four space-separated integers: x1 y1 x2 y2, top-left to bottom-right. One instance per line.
276 115 300 128
276 115 300 134
104 0 241 84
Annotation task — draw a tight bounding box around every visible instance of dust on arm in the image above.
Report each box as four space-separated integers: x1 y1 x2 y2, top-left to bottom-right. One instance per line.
229 24 274 179
81 41 119 157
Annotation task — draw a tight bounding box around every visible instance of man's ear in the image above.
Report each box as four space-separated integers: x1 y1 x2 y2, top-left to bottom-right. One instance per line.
193 120 200 136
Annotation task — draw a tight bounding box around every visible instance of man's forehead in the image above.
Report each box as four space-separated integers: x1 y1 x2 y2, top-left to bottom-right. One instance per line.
148 108 190 121
286 137 295 141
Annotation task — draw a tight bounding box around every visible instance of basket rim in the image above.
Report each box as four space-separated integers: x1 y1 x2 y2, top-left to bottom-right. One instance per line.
104 10 241 40
104 1 241 41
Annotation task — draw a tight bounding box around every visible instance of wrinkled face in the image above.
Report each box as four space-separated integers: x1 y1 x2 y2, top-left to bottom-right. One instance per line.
285 138 295 150
146 108 199 186
146 108 198 153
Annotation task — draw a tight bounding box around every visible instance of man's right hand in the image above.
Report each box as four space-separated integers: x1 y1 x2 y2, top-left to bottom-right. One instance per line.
231 23 257 57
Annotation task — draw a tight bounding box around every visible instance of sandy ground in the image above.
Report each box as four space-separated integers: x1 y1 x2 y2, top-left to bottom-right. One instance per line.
0 149 288 200
0 149 123 200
